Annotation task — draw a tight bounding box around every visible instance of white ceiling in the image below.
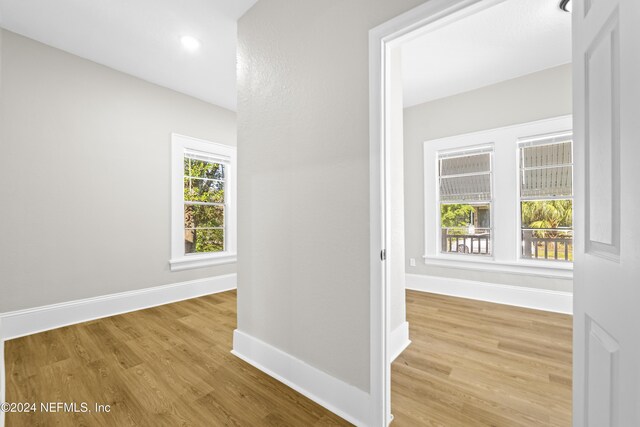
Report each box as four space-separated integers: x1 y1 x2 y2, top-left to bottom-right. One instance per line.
402 0 572 107
0 0 258 111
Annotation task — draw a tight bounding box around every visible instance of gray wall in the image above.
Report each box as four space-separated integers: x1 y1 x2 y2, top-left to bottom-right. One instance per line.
0 30 237 313
237 0 425 393
404 64 573 292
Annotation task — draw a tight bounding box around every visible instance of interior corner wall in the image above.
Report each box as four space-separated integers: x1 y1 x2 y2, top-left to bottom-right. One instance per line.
403 64 573 292
236 0 426 393
389 47 407 333
0 29 237 313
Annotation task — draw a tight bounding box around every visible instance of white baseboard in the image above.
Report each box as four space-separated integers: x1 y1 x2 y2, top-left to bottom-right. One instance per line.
232 329 372 427
389 321 411 362
405 274 573 314
0 274 237 341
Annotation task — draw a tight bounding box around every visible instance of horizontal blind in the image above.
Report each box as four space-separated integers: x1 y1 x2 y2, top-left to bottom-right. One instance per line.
519 135 572 199
439 149 492 202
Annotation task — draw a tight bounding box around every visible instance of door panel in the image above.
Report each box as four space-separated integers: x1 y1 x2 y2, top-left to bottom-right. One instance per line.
573 0 640 425
585 7 620 257
585 13 618 250
585 316 620 426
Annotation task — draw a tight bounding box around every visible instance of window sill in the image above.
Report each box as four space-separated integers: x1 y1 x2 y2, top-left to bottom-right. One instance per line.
170 252 237 272
421 254 573 279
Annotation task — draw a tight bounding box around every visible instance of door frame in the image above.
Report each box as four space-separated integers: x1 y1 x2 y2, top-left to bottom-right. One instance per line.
368 0 516 425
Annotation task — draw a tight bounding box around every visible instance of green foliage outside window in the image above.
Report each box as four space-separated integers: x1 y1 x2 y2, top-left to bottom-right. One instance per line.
521 200 573 261
440 204 475 228
186 229 224 253
184 159 225 180
521 200 572 238
184 158 226 254
184 179 225 204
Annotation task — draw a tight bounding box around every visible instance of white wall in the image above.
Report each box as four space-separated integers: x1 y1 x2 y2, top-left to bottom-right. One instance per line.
0 30 237 313
404 64 573 292
236 0 426 393
389 47 406 333
0 28 5 424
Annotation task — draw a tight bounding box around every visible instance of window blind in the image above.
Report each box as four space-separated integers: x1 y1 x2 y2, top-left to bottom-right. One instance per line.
439 150 492 202
519 135 573 199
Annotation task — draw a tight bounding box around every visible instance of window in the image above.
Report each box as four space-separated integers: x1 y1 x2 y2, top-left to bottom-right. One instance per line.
438 147 493 256
423 116 573 278
519 134 573 262
170 134 236 271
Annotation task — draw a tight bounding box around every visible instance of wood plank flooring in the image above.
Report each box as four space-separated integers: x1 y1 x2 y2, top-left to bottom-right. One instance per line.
391 291 572 426
4 289 572 426
4 290 347 426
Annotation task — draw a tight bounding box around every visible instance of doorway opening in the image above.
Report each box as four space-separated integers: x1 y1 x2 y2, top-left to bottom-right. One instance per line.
369 0 575 424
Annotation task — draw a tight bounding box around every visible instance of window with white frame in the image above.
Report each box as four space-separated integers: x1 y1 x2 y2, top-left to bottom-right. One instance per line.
423 115 573 277
518 134 573 262
170 134 236 271
438 147 493 256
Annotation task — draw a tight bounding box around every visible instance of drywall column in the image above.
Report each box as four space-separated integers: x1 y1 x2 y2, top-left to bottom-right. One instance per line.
235 0 425 395
388 47 407 340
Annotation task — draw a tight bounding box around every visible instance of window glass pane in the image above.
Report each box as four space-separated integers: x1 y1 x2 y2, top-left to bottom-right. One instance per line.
521 166 572 198
521 200 573 229
440 174 491 202
522 229 573 261
185 229 224 254
521 141 572 168
519 138 573 262
184 157 190 177
184 178 225 203
184 205 224 229
521 200 573 261
185 158 225 180
441 203 491 255
440 153 490 175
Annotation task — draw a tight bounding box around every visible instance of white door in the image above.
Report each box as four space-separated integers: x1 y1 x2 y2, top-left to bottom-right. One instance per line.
573 0 640 425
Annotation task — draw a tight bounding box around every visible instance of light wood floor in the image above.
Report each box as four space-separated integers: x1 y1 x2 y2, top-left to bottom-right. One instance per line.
391 291 572 426
4 290 346 426
4 290 572 426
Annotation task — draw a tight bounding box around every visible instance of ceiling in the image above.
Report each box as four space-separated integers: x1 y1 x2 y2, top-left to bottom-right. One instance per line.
402 0 572 107
0 0 258 111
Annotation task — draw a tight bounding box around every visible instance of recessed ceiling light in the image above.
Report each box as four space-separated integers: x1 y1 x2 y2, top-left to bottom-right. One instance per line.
559 0 572 12
181 35 201 52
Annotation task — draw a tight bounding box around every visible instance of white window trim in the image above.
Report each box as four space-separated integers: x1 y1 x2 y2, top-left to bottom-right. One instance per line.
170 133 237 271
422 115 574 278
